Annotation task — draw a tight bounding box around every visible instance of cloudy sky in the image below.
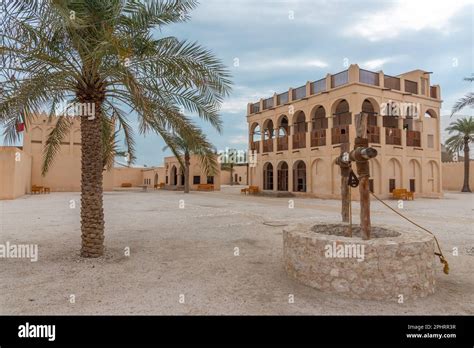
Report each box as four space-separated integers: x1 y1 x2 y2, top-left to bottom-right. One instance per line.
126 0 473 167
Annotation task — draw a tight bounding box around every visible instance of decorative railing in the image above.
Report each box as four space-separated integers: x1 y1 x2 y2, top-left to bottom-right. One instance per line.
359 69 379 86
292 132 306 149
331 70 348 88
331 126 349 144
263 139 273 152
277 92 289 105
311 78 326 94
406 130 421 147
263 97 274 110
277 136 288 151
368 125 380 143
311 129 326 147
292 85 306 100
250 141 260 153
251 103 260 113
384 75 400 90
385 128 401 145
405 80 418 94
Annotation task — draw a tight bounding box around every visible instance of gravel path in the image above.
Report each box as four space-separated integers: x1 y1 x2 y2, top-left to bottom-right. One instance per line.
0 187 473 315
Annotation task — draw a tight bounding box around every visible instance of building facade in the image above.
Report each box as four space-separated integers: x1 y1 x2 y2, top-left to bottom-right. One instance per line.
246 64 442 199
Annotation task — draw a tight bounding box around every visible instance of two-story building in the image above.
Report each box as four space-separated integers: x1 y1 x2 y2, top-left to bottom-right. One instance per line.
246 64 442 199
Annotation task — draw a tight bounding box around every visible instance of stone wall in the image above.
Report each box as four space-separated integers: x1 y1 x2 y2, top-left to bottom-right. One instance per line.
283 223 436 300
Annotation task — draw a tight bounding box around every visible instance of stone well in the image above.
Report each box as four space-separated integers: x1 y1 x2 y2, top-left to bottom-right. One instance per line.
283 223 436 300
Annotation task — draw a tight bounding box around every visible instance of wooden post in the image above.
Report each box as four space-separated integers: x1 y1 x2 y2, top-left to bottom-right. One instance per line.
354 113 371 240
340 143 350 223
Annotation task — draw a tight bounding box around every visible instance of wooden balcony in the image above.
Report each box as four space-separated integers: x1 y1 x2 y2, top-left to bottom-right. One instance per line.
368 125 380 143
250 141 260 153
405 80 418 94
384 75 400 90
277 136 288 151
332 126 349 144
385 128 401 145
311 129 326 147
292 132 306 149
359 69 379 86
406 130 421 147
263 139 273 153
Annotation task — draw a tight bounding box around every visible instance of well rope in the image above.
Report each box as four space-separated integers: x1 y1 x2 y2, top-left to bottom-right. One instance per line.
369 191 450 275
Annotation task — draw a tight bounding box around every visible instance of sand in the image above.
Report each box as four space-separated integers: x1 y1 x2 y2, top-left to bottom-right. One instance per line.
0 187 473 315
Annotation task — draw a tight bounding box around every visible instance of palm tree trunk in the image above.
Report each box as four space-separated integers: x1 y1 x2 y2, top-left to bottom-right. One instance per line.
184 152 190 193
80 102 105 257
230 164 234 185
462 137 471 192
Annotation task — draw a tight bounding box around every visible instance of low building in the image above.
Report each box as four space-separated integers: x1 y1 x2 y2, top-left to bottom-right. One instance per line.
246 64 443 199
220 164 248 185
163 155 221 190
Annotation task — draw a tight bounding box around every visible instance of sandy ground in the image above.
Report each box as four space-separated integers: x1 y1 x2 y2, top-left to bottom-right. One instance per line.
0 186 473 315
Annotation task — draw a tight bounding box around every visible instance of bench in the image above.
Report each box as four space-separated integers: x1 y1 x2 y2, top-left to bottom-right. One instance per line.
197 184 214 191
241 186 259 195
31 185 43 194
392 188 414 200
154 183 165 190
121 183 132 188
43 187 51 194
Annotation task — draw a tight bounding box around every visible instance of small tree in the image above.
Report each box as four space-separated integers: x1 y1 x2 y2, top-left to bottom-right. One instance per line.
445 117 474 192
163 126 217 193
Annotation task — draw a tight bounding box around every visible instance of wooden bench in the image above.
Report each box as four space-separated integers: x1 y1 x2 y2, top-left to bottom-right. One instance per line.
197 184 214 191
392 188 414 200
154 183 165 190
241 186 259 195
43 187 51 194
31 185 43 194
121 183 132 188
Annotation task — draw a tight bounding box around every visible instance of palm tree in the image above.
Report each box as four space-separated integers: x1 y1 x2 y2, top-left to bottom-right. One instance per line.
451 76 473 117
0 0 231 257
445 117 474 192
162 125 217 193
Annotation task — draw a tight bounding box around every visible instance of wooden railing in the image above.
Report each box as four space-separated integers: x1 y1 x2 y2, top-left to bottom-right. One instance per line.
263 97 273 110
251 103 260 113
292 132 306 149
368 125 380 143
311 78 326 94
292 85 306 100
277 136 288 151
359 69 379 86
405 80 418 94
263 139 273 152
277 92 289 105
385 128 401 145
331 70 348 88
407 130 421 147
430 86 437 99
384 75 400 90
311 129 326 147
250 141 260 153
331 126 349 144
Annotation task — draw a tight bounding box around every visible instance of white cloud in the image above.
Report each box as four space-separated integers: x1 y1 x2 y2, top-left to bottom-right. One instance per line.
345 0 472 41
240 58 328 71
360 58 392 70
228 135 248 145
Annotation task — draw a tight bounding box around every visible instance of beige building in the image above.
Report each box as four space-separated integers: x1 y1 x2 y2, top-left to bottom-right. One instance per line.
163 155 221 190
220 164 248 185
247 64 443 199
